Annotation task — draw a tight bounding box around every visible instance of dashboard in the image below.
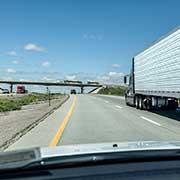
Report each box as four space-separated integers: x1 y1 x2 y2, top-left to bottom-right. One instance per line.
1 159 180 179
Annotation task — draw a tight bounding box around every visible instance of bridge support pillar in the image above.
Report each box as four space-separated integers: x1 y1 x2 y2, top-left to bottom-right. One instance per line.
10 84 13 93
80 86 84 94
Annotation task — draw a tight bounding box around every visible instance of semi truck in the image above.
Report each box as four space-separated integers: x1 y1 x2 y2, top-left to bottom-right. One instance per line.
16 85 27 94
64 80 82 84
87 81 99 85
124 27 180 110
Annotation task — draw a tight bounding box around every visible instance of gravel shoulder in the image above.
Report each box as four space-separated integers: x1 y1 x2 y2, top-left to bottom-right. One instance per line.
0 95 69 150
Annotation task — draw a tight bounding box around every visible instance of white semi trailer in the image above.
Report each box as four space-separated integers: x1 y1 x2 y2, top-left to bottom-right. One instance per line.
124 27 180 110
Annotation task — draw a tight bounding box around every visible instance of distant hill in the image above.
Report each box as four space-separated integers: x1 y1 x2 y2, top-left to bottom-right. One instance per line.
98 86 126 96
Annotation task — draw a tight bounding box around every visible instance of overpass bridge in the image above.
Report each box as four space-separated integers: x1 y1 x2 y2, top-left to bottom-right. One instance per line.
0 80 102 93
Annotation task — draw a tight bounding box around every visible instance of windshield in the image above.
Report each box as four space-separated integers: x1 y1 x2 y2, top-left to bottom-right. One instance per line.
1 0 180 155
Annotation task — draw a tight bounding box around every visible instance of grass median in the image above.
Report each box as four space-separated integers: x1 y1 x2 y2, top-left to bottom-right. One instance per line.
98 86 126 96
0 93 64 112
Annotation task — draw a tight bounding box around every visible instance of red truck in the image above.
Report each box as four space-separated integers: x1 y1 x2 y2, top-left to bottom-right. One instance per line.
16 85 27 94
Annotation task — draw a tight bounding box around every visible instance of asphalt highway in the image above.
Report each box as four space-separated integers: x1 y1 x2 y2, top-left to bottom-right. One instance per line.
7 94 180 151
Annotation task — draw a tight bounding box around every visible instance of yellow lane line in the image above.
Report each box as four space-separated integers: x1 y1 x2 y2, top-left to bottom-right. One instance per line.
50 95 77 147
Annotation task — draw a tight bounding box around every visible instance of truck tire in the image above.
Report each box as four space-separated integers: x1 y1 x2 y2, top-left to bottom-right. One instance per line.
146 99 152 110
135 96 139 109
168 100 178 110
174 101 178 109
139 96 144 110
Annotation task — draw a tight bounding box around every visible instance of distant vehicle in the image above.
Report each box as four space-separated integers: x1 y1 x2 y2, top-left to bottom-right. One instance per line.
2 89 9 94
124 27 180 110
0 88 9 94
17 85 26 94
64 80 82 84
70 89 76 94
87 81 99 85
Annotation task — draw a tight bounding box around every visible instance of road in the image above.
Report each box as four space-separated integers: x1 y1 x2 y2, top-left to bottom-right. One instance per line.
7 94 180 151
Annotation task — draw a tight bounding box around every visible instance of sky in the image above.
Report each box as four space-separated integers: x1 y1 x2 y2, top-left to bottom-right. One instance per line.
0 0 180 91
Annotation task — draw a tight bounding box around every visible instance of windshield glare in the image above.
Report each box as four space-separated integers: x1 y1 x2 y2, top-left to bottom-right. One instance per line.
0 0 180 155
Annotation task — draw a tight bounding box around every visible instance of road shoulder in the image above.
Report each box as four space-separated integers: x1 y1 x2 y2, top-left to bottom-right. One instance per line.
7 95 74 151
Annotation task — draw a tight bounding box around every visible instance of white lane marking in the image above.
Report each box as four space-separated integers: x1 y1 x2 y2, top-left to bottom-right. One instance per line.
115 105 123 109
141 116 161 126
105 100 109 103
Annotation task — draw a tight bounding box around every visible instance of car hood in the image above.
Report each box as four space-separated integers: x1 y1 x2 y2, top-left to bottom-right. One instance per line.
40 141 180 158
2 141 180 170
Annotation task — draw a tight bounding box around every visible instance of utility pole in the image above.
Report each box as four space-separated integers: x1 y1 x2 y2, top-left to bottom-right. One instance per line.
46 87 51 106
10 84 13 93
80 86 84 94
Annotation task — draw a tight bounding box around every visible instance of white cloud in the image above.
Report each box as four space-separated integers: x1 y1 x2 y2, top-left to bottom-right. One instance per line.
108 71 123 77
111 64 121 68
101 76 110 80
7 51 17 56
41 77 55 81
6 68 17 74
12 60 20 65
65 75 76 80
96 72 124 85
41 61 51 67
109 72 117 76
19 78 30 82
0 77 13 80
24 43 47 53
83 33 103 40
47 71 59 74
